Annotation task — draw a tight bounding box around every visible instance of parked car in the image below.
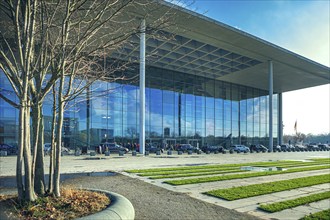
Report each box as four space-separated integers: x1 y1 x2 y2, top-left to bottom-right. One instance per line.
230 145 250 153
146 143 163 153
294 144 307 151
100 143 129 154
281 144 295 151
201 145 224 153
274 145 281 151
307 143 319 151
318 144 330 150
0 144 17 155
177 144 200 152
249 144 268 152
44 143 70 155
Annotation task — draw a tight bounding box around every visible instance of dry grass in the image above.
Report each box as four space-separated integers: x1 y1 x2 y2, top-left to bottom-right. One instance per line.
0 188 110 220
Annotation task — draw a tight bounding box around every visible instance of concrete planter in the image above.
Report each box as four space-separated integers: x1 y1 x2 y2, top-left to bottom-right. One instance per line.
105 151 110 156
119 151 124 156
78 189 135 220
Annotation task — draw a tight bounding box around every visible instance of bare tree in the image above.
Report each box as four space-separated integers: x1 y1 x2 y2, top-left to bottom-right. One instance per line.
1 0 180 201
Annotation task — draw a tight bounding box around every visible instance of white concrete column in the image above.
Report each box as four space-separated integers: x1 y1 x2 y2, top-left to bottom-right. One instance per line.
268 60 273 152
278 93 283 146
139 19 146 155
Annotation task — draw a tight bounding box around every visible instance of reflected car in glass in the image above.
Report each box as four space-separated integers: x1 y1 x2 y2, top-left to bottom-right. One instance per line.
201 145 224 153
44 143 70 155
230 145 250 153
307 143 319 151
294 144 307 151
0 144 17 155
177 144 200 152
146 143 163 153
101 143 129 153
249 144 268 152
281 144 295 151
318 144 330 150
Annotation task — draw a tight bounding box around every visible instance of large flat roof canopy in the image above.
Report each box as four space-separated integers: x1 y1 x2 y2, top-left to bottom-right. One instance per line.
113 0 329 93
1 0 328 94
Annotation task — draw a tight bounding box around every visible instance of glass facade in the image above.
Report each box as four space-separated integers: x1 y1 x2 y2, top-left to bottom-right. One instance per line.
0 66 278 149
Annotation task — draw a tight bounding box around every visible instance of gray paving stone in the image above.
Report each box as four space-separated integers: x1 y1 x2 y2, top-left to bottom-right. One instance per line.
312 183 330 189
292 205 322 214
1 151 329 220
271 190 304 198
235 204 259 212
309 199 330 210
267 209 307 220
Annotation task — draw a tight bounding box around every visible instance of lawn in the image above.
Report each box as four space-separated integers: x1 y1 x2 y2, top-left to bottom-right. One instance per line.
126 160 323 174
164 165 330 185
149 169 245 179
205 174 330 201
259 191 330 212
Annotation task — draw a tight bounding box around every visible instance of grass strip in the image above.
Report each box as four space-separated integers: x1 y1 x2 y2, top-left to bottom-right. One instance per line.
310 158 330 163
151 164 328 180
139 162 326 177
127 160 321 174
138 167 242 176
275 163 329 168
300 209 330 220
149 169 245 179
205 174 330 201
259 191 330 212
164 165 330 185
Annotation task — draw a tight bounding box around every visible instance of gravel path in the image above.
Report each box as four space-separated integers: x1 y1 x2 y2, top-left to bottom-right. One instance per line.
62 173 260 220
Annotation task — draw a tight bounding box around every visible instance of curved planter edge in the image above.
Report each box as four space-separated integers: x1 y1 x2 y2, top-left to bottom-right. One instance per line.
77 189 135 220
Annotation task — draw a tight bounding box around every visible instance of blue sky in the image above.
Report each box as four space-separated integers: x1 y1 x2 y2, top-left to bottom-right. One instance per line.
181 0 330 135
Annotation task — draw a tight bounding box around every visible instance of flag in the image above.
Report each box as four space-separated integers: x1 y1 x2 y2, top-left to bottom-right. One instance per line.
294 120 297 133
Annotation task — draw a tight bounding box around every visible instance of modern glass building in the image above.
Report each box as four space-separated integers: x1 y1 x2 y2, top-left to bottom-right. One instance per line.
0 1 329 152
0 66 278 148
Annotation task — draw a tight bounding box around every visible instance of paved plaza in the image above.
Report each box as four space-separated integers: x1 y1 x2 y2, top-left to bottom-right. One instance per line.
0 151 329 220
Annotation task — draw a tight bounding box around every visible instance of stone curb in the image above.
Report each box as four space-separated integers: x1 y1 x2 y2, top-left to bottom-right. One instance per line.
78 189 135 220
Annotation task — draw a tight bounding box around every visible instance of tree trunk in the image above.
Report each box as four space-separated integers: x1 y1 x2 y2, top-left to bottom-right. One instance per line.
31 103 46 195
48 88 57 194
16 105 25 202
54 76 65 197
22 101 36 202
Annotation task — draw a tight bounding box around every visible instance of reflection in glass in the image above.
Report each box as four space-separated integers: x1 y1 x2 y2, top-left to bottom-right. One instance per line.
0 66 279 148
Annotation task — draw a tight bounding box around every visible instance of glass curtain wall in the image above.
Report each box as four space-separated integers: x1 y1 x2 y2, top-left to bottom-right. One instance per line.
0 68 278 149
